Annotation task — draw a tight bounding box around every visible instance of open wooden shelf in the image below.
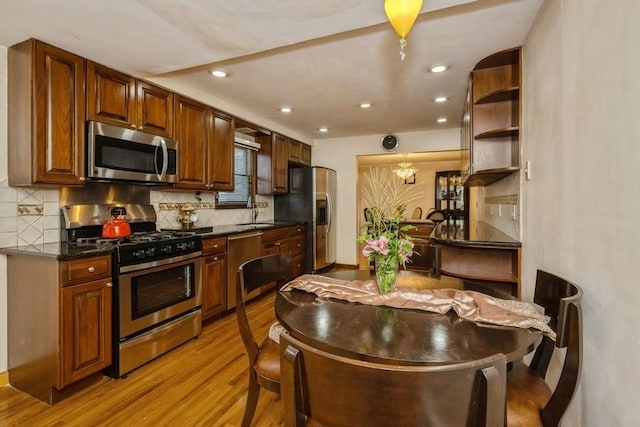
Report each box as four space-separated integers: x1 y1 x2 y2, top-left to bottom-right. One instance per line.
475 127 519 139
475 86 520 104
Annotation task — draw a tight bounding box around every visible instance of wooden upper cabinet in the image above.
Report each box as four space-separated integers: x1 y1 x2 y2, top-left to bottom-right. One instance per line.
86 61 136 129
257 133 289 194
136 81 174 137
272 134 289 193
288 139 312 166
288 139 301 163
300 143 312 166
8 39 86 186
175 95 209 189
174 96 235 191
87 61 173 138
208 113 235 191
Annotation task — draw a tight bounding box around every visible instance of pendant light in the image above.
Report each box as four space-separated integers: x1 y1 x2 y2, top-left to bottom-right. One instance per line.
393 154 417 179
384 0 424 60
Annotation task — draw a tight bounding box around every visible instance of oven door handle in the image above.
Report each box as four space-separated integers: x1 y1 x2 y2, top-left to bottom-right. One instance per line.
120 251 202 274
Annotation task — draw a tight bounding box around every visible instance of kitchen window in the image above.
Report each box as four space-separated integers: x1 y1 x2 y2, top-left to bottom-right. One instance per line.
216 144 255 207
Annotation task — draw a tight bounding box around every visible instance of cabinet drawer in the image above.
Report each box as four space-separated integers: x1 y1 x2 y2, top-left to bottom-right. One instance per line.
262 227 292 243
289 236 305 257
203 236 227 255
291 255 305 278
60 255 112 287
290 225 305 236
408 224 435 237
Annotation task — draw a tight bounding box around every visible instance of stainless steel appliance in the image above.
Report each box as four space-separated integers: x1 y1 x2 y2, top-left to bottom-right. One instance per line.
87 121 178 184
226 231 264 309
274 167 337 273
63 204 202 378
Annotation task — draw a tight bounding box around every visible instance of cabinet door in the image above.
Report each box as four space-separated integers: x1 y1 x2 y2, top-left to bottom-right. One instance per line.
272 134 289 193
288 139 301 163
86 61 136 129
407 240 434 272
60 278 112 387
209 113 235 191
175 95 209 189
202 253 227 320
136 80 174 137
33 41 86 185
300 143 312 166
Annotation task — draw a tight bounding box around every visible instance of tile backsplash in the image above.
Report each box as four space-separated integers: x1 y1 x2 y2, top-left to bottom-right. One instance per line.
0 179 61 247
481 172 521 240
0 178 275 247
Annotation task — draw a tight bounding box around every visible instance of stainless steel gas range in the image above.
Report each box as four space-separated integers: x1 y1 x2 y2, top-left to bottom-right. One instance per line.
62 204 203 378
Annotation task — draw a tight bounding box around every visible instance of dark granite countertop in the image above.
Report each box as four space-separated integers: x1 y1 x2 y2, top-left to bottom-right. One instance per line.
0 221 307 260
0 242 115 260
430 220 521 248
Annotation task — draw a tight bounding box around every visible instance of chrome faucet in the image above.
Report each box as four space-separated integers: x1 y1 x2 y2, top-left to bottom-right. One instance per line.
247 195 258 223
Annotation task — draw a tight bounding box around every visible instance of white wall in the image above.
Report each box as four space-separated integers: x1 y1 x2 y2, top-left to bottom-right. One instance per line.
313 128 460 265
522 0 640 425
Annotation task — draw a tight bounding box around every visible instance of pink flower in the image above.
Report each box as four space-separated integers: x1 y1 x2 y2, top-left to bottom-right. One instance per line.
365 235 390 255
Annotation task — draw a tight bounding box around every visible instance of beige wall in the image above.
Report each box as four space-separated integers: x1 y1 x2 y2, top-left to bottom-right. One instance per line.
0 46 7 373
522 0 640 425
312 128 461 265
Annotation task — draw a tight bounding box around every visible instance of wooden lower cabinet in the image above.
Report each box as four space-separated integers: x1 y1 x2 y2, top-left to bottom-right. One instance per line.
60 278 112 387
262 225 306 279
7 253 112 403
404 223 435 272
202 237 227 320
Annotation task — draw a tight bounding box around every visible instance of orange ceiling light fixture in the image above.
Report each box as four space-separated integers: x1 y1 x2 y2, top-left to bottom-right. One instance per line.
384 0 424 60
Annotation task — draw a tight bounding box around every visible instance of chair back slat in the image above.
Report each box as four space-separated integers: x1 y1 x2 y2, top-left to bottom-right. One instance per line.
530 270 582 378
281 331 506 427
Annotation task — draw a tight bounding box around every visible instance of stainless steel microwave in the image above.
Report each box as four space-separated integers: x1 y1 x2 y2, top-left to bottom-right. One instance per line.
87 121 178 184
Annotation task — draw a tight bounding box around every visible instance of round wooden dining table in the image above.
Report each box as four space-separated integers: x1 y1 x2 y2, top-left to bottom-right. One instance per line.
275 270 542 365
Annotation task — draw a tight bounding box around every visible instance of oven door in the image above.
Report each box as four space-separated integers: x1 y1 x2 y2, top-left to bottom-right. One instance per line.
118 255 202 339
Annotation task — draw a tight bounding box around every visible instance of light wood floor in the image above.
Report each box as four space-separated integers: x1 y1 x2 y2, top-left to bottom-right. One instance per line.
0 293 284 426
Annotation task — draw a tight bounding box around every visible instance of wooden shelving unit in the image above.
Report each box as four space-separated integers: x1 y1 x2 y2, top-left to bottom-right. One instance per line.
461 47 522 186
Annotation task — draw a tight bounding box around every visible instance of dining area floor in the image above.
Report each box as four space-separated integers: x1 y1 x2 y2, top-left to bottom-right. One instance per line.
0 293 285 426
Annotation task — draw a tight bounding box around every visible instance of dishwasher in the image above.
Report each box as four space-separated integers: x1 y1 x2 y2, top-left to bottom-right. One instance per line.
227 231 264 309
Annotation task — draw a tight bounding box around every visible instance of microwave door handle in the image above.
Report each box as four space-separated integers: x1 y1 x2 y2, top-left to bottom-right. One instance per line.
155 139 168 180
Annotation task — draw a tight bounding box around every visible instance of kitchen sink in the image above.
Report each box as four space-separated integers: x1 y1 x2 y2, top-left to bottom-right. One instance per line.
236 222 275 229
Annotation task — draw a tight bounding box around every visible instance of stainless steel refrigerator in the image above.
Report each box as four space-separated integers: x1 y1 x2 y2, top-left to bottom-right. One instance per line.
274 166 337 273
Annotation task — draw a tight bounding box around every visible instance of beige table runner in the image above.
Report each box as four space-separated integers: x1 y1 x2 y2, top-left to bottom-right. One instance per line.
281 274 554 338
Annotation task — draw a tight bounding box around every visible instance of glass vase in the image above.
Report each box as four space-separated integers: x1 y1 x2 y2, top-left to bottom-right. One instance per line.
374 257 398 293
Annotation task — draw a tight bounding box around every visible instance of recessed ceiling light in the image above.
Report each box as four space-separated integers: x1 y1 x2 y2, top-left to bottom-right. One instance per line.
437 117 448 123
318 127 329 133
429 64 448 73
434 96 448 103
280 107 292 113
210 69 228 78
359 103 372 109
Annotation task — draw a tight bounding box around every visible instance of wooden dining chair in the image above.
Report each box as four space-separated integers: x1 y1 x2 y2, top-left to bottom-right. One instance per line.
236 253 292 427
426 209 446 223
411 206 423 219
506 270 583 427
280 331 507 427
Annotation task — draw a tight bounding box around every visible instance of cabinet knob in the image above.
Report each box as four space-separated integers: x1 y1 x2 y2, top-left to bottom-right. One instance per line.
213 256 219 261
106 282 113 288
274 242 281 246
88 266 96 273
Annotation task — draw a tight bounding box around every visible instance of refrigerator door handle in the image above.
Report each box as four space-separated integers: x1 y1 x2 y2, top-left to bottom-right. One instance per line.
325 192 332 233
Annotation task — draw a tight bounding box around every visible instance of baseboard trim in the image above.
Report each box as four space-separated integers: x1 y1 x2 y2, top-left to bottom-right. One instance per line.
0 371 8 387
332 263 358 271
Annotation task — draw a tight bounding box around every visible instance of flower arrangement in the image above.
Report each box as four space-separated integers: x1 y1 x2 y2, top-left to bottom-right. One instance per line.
357 167 422 292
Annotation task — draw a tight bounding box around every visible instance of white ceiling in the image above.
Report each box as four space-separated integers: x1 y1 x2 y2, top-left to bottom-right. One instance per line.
0 0 543 141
